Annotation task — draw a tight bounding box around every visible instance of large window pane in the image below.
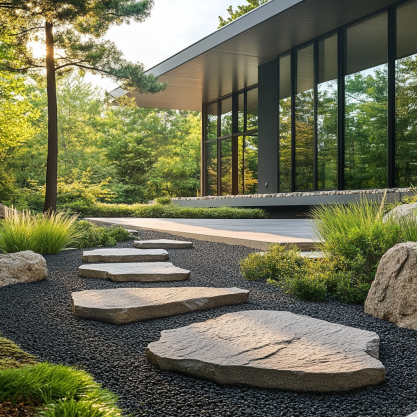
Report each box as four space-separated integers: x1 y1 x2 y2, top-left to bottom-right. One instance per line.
345 13 388 189
279 54 292 192
206 102 218 140
247 88 258 130
396 1 417 187
295 44 315 191
238 135 258 195
206 141 217 195
238 93 245 132
221 139 233 195
317 34 338 190
220 97 233 137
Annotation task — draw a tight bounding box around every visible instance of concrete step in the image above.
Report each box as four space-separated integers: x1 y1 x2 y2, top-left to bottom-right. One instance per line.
79 262 190 282
133 239 193 249
82 248 168 263
72 287 249 325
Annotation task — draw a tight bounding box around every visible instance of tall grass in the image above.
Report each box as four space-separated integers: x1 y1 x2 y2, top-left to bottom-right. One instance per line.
0 210 78 254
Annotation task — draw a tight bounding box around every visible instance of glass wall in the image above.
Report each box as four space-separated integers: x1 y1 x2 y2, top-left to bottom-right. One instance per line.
205 86 258 196
295 44 315 190
317 34 338 190
205 141 217 196
279 54 292 192
396 1 417 187
345 13 388 190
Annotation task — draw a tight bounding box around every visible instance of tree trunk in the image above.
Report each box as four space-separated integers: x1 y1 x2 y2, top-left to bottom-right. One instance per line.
43 21 58 213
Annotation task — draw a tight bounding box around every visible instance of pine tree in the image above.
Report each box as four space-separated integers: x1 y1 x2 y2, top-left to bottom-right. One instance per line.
0 0 165 211
218 0 269 28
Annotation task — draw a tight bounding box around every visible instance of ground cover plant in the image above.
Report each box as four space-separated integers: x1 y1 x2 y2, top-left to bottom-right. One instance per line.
66 200 267 219
0 335 123 416
240 196 417 304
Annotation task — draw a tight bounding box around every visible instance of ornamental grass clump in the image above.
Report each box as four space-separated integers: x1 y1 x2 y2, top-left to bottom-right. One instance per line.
0 210 78 254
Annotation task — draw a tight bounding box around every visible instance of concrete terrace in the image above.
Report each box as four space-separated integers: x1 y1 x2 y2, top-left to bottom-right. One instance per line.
86 218 316 251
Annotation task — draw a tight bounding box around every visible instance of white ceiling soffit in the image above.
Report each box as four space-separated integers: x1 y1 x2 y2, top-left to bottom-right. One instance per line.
127 0 400 111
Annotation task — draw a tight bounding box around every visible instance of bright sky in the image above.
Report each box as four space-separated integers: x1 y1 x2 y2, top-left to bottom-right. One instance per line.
80 0 244 92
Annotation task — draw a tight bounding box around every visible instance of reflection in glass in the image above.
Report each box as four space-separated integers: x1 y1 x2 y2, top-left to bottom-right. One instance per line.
221 139 233 195
247 88 258 130
206 102 218 140
295 44 315 190
238 135 258 195
220 97 233 137
396 1 417 187
279 55 292 192
318 34 338 190
345 13 388 189
206 141 217 195
238 93 245 132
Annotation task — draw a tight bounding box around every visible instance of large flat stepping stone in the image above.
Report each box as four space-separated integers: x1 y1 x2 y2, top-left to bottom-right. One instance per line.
72 287 249 325
79 262 190 282
146 310 385 392
82 248 168 263
134 239 193 249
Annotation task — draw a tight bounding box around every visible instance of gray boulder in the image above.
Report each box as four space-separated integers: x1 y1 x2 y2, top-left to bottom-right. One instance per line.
0 251 47 287
383 202 417 222
365 242 417 330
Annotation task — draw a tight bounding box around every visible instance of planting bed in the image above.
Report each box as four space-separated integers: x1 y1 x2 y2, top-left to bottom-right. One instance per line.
0 230 416 416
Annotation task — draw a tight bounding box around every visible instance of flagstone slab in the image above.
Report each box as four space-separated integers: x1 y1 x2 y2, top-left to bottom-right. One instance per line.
82 248 168 263
134 239 193 249
79 262 190 282
72 287 249 324
146 310 385 392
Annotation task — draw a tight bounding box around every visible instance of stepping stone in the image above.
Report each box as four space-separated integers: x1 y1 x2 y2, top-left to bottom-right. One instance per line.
134 239 193 249
146 310 385 392
82 248 168 263
79 262 190 282
72 287 249 325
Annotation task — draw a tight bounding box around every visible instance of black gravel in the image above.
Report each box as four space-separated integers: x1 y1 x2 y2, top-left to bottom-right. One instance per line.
1 230 417 417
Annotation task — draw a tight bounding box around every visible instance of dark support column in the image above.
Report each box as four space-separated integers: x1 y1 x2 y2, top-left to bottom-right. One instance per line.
201 103 206 196
337 28 346 190
217 101 221 195
388 8 397 188
314 41 319 191
232 136 238 195
291 49 297 192
258 59 279 194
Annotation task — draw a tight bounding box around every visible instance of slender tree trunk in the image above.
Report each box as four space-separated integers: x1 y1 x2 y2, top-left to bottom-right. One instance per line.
43 21 58 213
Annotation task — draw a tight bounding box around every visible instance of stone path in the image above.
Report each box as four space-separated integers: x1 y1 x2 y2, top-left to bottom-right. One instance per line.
72 287 249 324
82 248 169 263
79 262 191 282
146 310 385 392
134 239 193 249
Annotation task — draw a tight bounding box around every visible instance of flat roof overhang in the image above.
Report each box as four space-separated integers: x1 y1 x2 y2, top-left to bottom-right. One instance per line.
119 0 401 111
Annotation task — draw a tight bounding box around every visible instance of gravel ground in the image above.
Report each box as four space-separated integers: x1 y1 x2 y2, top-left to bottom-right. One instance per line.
1 230 417 417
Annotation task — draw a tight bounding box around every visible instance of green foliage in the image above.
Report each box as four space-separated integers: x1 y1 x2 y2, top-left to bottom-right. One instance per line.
155 197 172 205
329 272 371 305
218 0 269 28
73 220 132 249
277 272 328 302
0 210 78 254
0 336 37 371
0 363 122 416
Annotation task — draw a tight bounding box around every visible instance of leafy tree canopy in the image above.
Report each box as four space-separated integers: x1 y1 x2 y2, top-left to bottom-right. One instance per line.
218 0 269 28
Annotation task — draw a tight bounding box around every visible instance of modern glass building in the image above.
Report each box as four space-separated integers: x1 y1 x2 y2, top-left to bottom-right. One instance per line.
116 0 417 200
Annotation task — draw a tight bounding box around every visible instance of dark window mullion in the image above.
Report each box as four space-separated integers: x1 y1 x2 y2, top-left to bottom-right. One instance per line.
337 28 346 190
388 7 397 188
314 40 319 191
291 49 297 192
277 56 281 193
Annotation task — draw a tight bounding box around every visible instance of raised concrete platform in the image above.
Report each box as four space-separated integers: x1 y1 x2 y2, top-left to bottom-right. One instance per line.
79 262 190 282
133 239 193 249
82 248 169 263
86 218 315 251
71 287 249 324
147 310 385 392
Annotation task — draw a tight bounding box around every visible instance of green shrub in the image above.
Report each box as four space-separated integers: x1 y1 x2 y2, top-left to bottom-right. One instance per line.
155 197 172 205
240 244 305 281
73 221 132 249
63 201 267 219
0 210 78 254
0 363 122 417
329 272 371 304
277 272 328 302
40 398 120 417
